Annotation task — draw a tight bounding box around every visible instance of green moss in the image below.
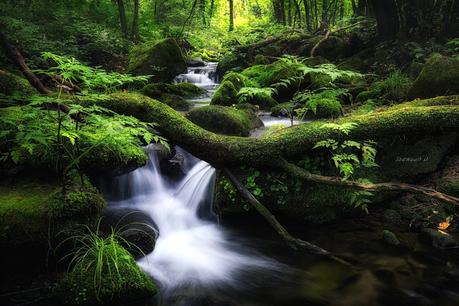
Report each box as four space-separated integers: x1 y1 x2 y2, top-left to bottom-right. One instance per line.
0 105 148 175
0 181 55 247
128 38 187 82
357 71 412 103
302 98 342 119
58 241 156 305
210 80 238 106
47 187 105 220
186 105 262 136
222 72 247 90
408 54 459 99
141 82 204 99
0 70 36 96
216 52 247 78
0 179 105 248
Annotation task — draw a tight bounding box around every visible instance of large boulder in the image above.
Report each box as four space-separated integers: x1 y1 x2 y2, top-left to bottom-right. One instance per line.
186 105 262 137
128 38 187 82
408 55 459 99
0 70 36 96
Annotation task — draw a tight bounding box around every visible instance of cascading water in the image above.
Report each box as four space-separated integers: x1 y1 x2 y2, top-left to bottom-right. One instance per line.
103 146 286 304
174 62 219 107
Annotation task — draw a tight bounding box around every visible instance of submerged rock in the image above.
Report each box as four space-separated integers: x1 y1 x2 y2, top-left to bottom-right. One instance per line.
128 38 187 82
421 228 458 249
187 105 263 136
408 55 459 99
382 230 401 246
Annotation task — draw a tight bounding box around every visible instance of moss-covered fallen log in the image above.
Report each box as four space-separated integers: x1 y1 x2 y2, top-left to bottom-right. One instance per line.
94 93 459 168
82 93 459 207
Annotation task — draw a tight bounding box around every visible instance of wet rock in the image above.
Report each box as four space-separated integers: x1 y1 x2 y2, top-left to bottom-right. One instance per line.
128 38 187 82
160 152 185 178
421 228 458 249
187 57 206 67
120 226 157 259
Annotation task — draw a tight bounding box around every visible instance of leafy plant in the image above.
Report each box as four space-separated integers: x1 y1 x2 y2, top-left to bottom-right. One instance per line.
36 52 149 93
237 87 276 104
294 88 346 119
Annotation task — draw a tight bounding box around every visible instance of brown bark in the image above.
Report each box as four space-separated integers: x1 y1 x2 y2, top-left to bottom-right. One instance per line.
280 160 459 207
0 31 51 94
223 168 356 267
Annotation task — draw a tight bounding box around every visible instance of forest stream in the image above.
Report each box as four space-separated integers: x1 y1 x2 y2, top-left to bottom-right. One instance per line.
1 2 459 305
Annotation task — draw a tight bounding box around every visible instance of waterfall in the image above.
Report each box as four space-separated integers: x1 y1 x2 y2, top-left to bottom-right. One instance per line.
103 146 283 295
174 62 219 91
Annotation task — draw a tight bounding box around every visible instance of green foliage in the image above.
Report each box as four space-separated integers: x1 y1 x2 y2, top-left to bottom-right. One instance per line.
36 52 149 93
59 222 156 304
312 123 377 212
237 87 277 108
358 71 412 103
294 89 346 119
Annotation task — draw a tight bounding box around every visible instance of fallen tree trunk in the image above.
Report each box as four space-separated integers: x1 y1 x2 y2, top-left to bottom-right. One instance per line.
223 168 355 267
88 93 459 205
0 31 51 94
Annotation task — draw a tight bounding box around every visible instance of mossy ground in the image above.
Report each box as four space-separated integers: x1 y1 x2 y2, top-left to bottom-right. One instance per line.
0 70 37 97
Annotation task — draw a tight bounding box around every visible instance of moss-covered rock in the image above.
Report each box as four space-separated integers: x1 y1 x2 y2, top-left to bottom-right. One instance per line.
141 82 204 99
0 179 105 249
408 55 459 99
221 71 247 90
216 52 248 78
0 70 36 96
186 105 262 136
128 38 187 82
58 240 156 305
302 98 342 119
210 81 238 106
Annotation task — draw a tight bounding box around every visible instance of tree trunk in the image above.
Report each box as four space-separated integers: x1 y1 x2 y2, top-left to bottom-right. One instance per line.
369 0 399 39
229 0 234 31
116 0 129 38
131 0 140 41
0 31 50 94
89 93 459 207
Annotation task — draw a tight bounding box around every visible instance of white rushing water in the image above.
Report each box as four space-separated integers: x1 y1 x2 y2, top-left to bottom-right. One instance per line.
105 147 281 292
175 62 219 108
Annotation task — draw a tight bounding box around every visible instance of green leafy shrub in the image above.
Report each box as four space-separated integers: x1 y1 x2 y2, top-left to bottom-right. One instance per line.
294 89 345 119
36 52 149 93
357 71 412 103
237 87 278 109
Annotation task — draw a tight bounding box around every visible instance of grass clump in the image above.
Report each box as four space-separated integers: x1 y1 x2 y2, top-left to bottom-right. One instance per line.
58 225 157 305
